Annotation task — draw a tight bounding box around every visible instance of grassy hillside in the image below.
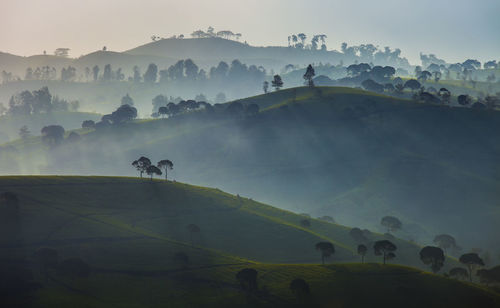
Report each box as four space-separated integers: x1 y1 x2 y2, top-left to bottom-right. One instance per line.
0 176 497 307
2 86 500 253
0 176 431 266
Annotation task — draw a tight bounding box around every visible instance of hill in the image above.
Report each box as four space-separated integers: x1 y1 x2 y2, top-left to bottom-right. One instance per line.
0 176 497 307
1 87 500 254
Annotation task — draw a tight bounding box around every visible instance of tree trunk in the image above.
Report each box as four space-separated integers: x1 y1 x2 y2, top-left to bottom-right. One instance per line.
321 254 325 265
165 170 168 180
383 252 386 265
469 265 472 282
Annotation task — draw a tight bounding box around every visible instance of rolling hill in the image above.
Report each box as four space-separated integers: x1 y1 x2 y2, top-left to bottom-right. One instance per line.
1 87 500 254
0 176 498 307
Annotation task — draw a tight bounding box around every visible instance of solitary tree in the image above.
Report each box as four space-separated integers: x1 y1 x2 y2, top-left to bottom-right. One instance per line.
271 75 284 91
157 160 173 180
315 242 335 264
373 240 397 264
132 156 151 178
236 268 258 292
419 246 445 273
459 253 485 282
145 165 162 181
457 94 472 106
357 244 367 263
186 224 200 245
303 64 315 87
381 216 402 233
82 120 95 129
263 81 269 93
349 227 368 243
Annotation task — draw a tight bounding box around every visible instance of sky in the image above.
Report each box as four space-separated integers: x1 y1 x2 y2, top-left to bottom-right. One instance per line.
1 0 499 65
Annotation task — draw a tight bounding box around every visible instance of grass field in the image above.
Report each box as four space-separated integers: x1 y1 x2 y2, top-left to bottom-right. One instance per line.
1 176 498 307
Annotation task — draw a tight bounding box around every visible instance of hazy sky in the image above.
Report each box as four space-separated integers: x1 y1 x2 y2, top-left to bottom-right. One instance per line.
1 0 499 64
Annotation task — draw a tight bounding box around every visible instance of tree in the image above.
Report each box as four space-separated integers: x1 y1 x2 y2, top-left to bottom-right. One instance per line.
102 64 112 81
67 132 81 142
19 125 31 140
417 70 432 82
457 94 472 106
362 79 384 93
54 48 70 57
357 244 367 263
433 234 456 255
349 227 368 243
82 120 95 129
303 64 315 87
381 216 402 233
373 240 397 264
315 242 335 264
121 93 134 106
34 247 58 281
92 65 99 82
143 63 158 83
41 125 65 147
186 224 200 245
404 79 421 92
104 104 137 124
449 267 468 280
215 92 227 104
157 160 173 180
290 278 310 302
438 88 451 104
271 75 284 91
459 253 484 282
263 81 269 94
132 156 151 178
158 106 168 118
145 165 162 181
236 268 258 292
133 66 141 83
419 246 445 273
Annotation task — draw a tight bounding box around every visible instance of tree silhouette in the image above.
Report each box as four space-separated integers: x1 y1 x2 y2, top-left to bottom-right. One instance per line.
186 224 200 245
19 125 30 140
381 216 402 233
303 64 315 87
236 268 258 292
145 165 162 181
357 244 367 263
459 253 484 282
315 242 335 264
404 79 421 92
271 75 284 91
373 240 397 264
132 156 151 178
121 93 134 106
419 246 445 273
433 234 457 255
157 160 173 180
41 125 65 147
263 81 269 93
143 63 158 83
290 278 310 303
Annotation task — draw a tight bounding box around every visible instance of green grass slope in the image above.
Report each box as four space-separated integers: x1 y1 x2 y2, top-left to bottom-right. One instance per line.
1 176 497 307
0 176 428 266
2 86 500 252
